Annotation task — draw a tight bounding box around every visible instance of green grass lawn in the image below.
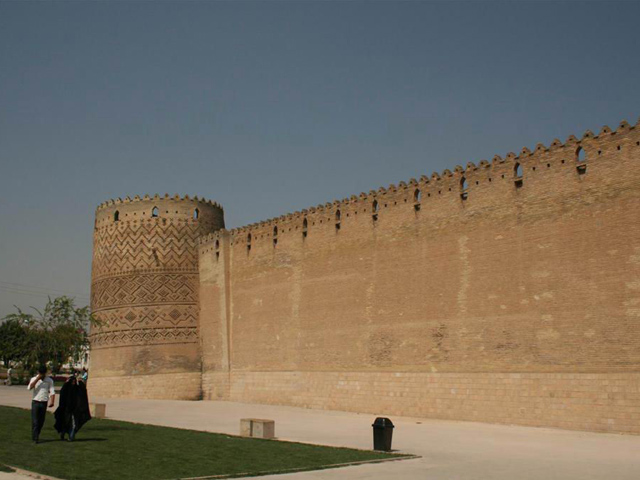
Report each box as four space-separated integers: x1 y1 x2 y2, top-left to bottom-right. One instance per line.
0 406 405 480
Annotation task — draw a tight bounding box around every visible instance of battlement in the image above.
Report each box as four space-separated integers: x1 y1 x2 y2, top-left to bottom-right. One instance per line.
94 193 225 230
215 118 639 242
98 116 640 434
96 193 223 212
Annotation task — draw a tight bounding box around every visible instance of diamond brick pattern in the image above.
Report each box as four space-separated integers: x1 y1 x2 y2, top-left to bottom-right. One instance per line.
91 273 197 309
91 327 198 349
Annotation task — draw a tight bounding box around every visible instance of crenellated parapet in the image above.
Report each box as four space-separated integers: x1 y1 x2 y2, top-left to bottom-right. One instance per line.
217 118 640 244
96 193 223 211
94 194 224 232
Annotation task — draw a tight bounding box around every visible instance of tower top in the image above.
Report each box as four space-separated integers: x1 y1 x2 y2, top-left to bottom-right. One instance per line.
94 193 224 229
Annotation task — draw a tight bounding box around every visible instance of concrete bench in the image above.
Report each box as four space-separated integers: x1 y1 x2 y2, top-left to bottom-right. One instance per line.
90 403 106 419
240 418 275 439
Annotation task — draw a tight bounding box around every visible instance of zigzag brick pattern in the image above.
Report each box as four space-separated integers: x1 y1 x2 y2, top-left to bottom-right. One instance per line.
89 196 224 399
91 221 202 347
92 221 200 281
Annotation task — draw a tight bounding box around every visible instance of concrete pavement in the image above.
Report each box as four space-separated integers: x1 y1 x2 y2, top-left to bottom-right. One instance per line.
1 385 639 480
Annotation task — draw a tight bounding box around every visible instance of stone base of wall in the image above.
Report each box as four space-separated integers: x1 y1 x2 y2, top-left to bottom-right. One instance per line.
89 372 202 400
224 371 640 435
202 371 230 400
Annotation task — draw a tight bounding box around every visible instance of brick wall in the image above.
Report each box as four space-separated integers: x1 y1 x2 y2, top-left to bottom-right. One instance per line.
227 371 640 434
198 122 640 434
90 372 202 400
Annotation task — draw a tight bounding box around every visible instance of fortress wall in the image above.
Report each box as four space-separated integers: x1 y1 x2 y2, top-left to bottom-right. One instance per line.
199 232 232 400
199 122 640 433
90 195 224 400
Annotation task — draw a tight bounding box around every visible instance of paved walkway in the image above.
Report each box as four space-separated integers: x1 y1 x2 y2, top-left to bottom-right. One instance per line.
1 385 639 480
0 474 29 480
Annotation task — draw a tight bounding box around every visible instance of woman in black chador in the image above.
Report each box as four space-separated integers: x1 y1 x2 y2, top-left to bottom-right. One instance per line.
54 375 91 441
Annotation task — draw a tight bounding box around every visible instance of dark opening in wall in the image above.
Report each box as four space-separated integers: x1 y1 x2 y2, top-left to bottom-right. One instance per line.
273 226 278 247
114 211 119 222
335 209 341 231
414 189 421 211
193 209 199 219
578 147 586 161
215 239 220 261
302 218 308 239
514 163 523 188
576 147 587 174
460 176 468 200
247 233 251 253
372 200 379 222
152 207 159 218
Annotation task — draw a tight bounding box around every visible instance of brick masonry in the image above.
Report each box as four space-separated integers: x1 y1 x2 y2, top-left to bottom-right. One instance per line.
89 195 224 400
94 120 640 434
91 372 202 400
212 371 640 434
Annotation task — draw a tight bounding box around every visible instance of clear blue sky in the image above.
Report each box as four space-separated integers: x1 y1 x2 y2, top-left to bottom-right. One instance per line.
0 0 638 316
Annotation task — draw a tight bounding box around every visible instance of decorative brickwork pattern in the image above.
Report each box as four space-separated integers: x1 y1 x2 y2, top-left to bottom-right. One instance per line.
94 304 198 330
91 274 197 310
90 327 198 348
90 196 224 399
92 222 201 281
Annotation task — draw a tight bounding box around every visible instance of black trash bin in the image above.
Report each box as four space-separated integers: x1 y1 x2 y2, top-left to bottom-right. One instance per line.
372 417 394 451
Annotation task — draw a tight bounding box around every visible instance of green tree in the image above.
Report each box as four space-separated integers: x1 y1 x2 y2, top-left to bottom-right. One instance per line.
1 296 99 374
0 318 29 368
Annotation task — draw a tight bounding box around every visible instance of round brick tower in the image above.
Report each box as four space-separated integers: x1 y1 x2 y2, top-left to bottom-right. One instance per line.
89 194 224 399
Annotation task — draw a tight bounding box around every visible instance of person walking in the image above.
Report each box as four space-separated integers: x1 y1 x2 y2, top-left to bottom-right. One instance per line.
54 375 91 441
27 365 56 444
5 367 12 386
